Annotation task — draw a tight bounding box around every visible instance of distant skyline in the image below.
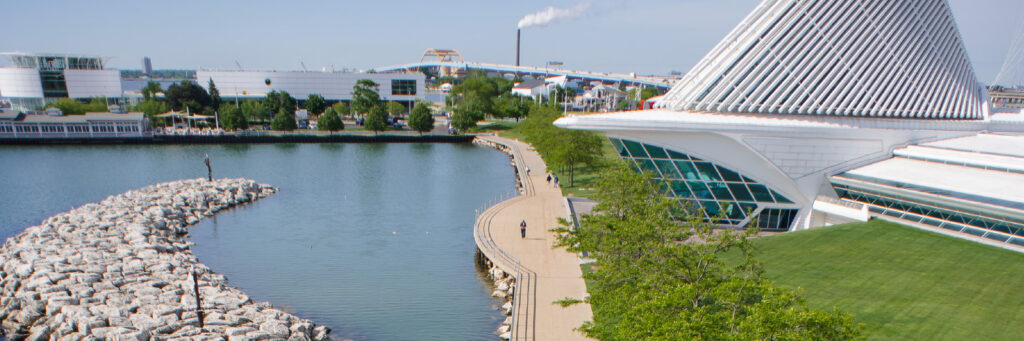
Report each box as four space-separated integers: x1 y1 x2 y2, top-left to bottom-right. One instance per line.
2 0 1021 82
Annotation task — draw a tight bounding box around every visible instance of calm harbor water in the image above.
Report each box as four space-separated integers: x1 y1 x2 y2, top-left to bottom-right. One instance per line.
0 143 516 340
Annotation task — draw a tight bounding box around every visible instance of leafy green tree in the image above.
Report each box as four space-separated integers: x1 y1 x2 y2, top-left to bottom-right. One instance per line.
262 90 282 117
208 78 222 110
279 91 297 116
332 102 351 119
134 99 169 127
219 104 248 131
317 107 344 132
364 105 388 134
46 98 87 115
241 100 263 120
164 81 211 112
407 102 435 134
305 93 327 118
450 110 476 132
641 86 663 101
270 108 297 131
450 74 513 118
141 81 162 101
551 164 864 340
386 101 405 117
86 97 108 112
498 94 531 121
352 79 381 116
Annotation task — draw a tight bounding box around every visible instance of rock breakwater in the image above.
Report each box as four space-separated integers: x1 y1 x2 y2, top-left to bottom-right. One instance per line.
0 178 330 341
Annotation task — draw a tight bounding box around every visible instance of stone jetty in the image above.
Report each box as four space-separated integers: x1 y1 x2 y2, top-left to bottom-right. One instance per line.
0 178 331 341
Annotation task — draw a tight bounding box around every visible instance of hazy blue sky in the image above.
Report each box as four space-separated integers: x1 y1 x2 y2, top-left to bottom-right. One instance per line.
2 0 1020 82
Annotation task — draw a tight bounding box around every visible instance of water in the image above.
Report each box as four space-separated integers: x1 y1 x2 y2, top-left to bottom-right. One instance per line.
0 143 516 340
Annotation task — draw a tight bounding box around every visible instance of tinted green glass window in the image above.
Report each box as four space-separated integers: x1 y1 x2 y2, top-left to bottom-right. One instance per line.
655 160 681 179
701 200 721 217
667 149 690 160
623 139 648 157
636 159 660 175
644 144 669 159
693 162 722 181
688 181 713 200
609 138 629 156
670 180 691 197
748 183 774 202
708 182 734 201
717 166 742 182
728 183 754 201
721 202 745 219
676 161 699 180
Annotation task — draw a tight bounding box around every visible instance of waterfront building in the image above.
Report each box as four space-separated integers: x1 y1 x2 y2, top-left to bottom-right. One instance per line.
195 70 426 105
0 53 121 111
0 112 148 138
555 0 1024 249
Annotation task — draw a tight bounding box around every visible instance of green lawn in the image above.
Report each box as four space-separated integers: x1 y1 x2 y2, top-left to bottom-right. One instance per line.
751 220 1024 340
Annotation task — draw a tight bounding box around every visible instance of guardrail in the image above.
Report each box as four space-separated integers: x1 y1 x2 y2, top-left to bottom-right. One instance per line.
472 136 538 340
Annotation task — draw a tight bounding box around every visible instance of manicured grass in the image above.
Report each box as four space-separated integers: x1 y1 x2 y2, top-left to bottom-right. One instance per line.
751 220 1024 340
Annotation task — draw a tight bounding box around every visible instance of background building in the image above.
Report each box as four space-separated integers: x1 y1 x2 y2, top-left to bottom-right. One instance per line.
0 53 121 111
195 70 425 104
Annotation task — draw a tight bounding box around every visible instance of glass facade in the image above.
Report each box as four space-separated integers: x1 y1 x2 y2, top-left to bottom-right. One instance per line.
391 79 417 96
610 138 799 230
833 182 1024 246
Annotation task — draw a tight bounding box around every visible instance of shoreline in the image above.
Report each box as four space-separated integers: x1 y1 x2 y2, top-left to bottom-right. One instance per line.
0 178 331 340
0 134 473 145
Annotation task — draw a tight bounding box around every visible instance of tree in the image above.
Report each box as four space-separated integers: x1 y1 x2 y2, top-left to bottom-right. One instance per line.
332 102 351 119
241 100 263 120
46 98 87 115
407 102 434 134
86 97 108 112
641 86 663 101
317 107 344 132
279 91 297 116
386 101 405 117
364 105 388 134
219 104 248 131
164 81 211 112
134 99 169 127
141 81 162 101
450 110 476 132
306 94 327 118
551 164 864 340
351 79 380 116
270 108 297 131
498 94 530 121
208 78 222 110
262 90 282 117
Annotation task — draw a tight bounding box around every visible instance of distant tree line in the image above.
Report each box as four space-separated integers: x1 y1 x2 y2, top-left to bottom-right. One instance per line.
119 69 196 80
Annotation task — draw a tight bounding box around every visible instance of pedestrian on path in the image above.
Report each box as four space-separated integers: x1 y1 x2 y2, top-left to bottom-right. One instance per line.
546 174 552 184
526 167 531 175
553 176 559 188
520 220 527 239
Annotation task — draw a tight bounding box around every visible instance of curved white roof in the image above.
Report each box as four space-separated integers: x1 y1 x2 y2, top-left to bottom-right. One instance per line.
657 0 984 119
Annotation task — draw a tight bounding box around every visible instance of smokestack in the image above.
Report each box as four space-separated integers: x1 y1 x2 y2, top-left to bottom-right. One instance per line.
516 29 521 67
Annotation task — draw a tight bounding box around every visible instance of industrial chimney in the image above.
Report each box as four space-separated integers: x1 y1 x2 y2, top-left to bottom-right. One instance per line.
516 29 521 67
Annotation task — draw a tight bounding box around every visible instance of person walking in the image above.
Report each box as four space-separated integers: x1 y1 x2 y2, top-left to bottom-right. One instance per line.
520 220 527 239
546 174 552 184
553 176 559 188
526 167 531 175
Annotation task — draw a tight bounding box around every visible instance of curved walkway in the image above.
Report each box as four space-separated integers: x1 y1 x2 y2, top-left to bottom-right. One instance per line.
474 135 593 340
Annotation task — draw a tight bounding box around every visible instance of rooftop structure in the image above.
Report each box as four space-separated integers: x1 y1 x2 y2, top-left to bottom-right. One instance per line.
656 0 983 119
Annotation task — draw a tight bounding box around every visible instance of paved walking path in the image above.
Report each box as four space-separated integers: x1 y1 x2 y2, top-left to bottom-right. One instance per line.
474 135 593 341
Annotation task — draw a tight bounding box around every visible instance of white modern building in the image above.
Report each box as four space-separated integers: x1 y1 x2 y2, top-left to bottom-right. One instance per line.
556 0 1024 248
0 53 121 111
195 70 426 104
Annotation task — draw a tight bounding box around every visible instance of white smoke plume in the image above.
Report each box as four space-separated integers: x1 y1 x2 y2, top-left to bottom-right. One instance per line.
517 3 593 29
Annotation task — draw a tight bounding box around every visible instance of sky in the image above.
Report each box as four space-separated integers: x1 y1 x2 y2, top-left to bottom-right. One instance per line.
1 0 1021 82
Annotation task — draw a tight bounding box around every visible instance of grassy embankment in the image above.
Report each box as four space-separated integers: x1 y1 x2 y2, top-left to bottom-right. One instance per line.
745 220 1024 340
476 120 619 198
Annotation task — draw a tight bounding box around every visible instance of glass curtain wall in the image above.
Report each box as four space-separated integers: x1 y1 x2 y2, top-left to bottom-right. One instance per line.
610 137 799 231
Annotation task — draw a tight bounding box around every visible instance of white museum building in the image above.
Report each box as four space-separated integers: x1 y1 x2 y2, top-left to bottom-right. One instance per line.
556 0 1024 250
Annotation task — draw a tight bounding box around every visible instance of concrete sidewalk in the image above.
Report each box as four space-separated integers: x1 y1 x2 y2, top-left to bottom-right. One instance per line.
474 135 593 341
